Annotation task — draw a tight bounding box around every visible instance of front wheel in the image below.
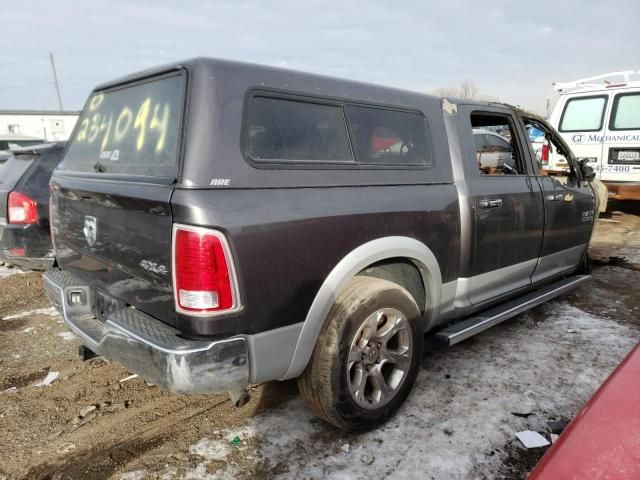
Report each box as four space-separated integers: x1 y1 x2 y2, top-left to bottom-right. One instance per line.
297 276 424 431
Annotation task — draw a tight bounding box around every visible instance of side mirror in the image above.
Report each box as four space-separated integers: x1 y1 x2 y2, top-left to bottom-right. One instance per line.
578 158 596 182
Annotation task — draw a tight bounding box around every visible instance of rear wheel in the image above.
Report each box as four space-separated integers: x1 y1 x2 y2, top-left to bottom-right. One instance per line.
298 276 424 431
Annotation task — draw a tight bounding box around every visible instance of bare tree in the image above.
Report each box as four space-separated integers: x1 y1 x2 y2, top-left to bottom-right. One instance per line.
459 80 480 100
432 80 494 101
431 87 460 98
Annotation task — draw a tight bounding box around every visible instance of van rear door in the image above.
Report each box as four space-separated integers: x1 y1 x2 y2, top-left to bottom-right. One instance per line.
50 71 186 327
601 91 640 187
554 93 609 176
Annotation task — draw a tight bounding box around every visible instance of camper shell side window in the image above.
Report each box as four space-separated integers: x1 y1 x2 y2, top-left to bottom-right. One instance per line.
243 90 433 169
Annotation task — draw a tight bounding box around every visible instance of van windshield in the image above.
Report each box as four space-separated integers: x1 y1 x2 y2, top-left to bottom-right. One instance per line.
59 73 185 178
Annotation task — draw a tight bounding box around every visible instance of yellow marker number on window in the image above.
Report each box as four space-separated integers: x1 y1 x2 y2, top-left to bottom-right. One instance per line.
87 114 101 143
150 102 170 152
115 107 133 142
89 93 104 111
134 98 151 150
76 118 89 142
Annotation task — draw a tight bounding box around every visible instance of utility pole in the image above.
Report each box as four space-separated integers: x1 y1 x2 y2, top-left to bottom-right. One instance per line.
49 51 63 111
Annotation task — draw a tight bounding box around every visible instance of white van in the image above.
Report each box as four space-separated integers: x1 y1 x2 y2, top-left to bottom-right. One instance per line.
546 70 640 201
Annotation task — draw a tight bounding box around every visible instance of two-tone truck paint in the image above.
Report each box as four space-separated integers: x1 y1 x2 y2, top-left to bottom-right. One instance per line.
44 58 596 430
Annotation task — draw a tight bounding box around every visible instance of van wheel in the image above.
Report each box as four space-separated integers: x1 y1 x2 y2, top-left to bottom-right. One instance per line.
297 276 424 431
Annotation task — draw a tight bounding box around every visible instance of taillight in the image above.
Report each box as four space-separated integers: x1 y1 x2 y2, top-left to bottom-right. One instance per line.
8 191 38 224
9 247 25 257
541 144 550 165
172 224 240 315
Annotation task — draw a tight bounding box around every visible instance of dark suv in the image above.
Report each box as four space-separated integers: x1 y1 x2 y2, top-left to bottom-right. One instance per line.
0 143 64 270
44 58 596 431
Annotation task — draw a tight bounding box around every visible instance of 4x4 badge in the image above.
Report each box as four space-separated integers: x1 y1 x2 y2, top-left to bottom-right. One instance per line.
84 216 97 246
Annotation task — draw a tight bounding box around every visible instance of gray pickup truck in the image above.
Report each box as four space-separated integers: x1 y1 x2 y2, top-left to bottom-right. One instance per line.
43 58 596 431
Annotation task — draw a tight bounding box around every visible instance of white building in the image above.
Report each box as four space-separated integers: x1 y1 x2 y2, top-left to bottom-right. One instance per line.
0 110 80 141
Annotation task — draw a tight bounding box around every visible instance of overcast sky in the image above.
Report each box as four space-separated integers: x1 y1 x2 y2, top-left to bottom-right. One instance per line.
0 0 638 114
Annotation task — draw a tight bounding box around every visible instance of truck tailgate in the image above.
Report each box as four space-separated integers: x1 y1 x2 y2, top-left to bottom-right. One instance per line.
51 177 176 326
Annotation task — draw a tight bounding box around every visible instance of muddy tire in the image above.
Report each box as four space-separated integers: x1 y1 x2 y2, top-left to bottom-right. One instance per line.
297 276 424 431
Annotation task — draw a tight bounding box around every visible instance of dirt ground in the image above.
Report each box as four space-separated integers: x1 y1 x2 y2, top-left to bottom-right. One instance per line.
0 201 638 480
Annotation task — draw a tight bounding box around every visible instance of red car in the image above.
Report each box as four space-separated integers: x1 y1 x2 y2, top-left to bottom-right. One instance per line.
530 343 640 479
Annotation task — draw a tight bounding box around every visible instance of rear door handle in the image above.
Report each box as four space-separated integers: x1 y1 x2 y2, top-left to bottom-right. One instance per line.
546 193 564 201
479 198 503 209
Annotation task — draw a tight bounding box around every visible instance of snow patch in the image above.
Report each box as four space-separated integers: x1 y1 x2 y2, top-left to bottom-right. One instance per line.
57 331 76 341
119 471 146 480
0 265 26 278
166 301 637 479
190 437 232 460
3 307 59 320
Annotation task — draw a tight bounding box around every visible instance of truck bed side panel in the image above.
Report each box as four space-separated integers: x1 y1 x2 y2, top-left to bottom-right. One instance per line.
171 184 460 335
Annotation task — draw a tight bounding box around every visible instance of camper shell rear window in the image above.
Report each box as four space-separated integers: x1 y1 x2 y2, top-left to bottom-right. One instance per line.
244 92 432 168
59 72 186 178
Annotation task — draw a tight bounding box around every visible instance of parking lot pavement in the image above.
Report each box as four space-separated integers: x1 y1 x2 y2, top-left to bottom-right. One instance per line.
0 204 638 480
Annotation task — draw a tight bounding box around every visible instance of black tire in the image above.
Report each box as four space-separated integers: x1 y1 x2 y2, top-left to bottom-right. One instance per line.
297 276 424 431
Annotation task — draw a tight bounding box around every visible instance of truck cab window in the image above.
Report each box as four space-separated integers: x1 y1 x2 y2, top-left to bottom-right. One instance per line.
524 118 574 176
471 113 526 176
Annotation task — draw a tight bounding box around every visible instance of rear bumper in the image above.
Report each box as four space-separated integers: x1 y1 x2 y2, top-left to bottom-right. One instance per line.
0 253 54 270
42 267 249 395
0 222 53 270
604 181 640 201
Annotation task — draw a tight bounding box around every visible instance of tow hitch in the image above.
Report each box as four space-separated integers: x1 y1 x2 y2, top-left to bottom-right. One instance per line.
78 345 100 361
228 389 251 408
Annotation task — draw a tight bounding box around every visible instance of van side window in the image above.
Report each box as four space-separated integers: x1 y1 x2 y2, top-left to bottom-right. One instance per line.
344 106 431 166
247 97 353 163
471 113 526 176
559 95 607 132
610 93 640 130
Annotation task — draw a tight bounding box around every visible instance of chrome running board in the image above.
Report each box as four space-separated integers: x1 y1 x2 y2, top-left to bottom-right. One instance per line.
435 275 591 346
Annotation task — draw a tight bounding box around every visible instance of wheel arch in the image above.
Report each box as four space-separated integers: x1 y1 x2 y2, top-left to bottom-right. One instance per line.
281 236 442 380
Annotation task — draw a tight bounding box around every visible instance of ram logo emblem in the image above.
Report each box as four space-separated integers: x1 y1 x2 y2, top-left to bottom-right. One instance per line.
83 216 97 247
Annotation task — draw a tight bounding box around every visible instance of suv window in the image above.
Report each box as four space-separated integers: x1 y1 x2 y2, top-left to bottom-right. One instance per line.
59 73 185 178
610 93 640 130
559 95 607 132
474 134 488 151
486 134 511 152
0 157 33 187
344 106 430 166
247 97 353 163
